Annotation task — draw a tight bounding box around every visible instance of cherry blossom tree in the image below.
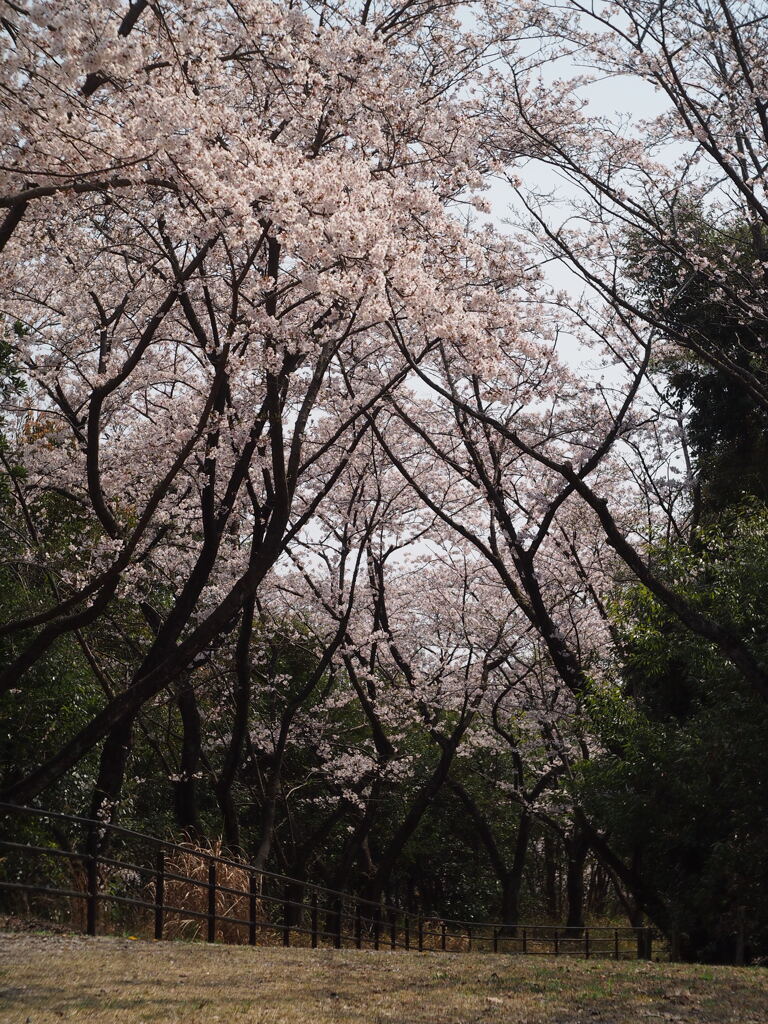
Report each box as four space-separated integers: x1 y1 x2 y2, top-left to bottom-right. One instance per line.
3 0 766 958
0 0 528 813
469 0 768 700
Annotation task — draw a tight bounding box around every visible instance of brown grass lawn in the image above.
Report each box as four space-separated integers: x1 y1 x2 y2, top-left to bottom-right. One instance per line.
1 932 767 1024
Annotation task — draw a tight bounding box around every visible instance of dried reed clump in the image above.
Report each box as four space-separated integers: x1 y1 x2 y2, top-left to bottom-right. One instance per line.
151 838 266 944
62 855 116 934
413 919 470 953
68 857 88 932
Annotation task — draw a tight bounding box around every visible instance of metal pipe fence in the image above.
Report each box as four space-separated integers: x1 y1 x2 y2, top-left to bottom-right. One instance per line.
0 803 653 959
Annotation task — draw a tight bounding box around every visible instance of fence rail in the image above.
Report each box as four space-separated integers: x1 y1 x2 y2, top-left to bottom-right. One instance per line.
0 803 653 959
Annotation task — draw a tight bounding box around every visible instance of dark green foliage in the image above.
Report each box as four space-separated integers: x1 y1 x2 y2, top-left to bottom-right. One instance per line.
585 219 768 961
626 215 768 517
672 364 768 514
583 508 768 962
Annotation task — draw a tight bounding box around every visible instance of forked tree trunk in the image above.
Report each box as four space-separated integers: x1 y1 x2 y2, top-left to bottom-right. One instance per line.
364 731 468 902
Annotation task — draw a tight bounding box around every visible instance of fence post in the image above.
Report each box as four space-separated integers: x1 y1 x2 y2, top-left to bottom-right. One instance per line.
373 904 380 950
334 896 342 949
584 927 590 959
207 860 216 943
441 922 447 952
85 822 98 937
404 914 410 951
154 848 165 941
614 928 619 960
418 916 424 952
493 928 498 953
467 926 472 952
355 904 362 949
249 874 257 947
645 927 653 961
311 892 318 949
522 927 527 954
283 883 291 946
390 908 397 950
554 929 559 955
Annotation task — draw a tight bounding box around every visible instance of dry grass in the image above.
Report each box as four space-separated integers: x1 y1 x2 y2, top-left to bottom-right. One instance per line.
154 839 262 944
2 932 768 1023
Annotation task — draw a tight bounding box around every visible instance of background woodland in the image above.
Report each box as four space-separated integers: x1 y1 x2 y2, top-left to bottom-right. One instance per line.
1 0 768 964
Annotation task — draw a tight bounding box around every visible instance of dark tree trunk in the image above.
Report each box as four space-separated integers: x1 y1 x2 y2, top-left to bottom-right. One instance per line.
364 726 470 902
174 679 202 832
577 811 670 936
564 832 589 934
214 594 256 851
500 874 521 933
252 720 292 872
543 830 559 920
586 862 610 919
87 713 135 848
500 810 531 935
286 801 350 885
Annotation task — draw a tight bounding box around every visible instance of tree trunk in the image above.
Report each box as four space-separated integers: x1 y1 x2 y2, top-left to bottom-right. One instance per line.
364 726 469 902
252 726 291 872
564 832 589 934
214 595 256 851
543 830 559 920
500 810 531 935
173 679 202 832
87 713 135 847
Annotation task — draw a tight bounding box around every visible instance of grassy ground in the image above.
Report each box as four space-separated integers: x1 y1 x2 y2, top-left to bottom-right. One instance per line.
1 932 767 1024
